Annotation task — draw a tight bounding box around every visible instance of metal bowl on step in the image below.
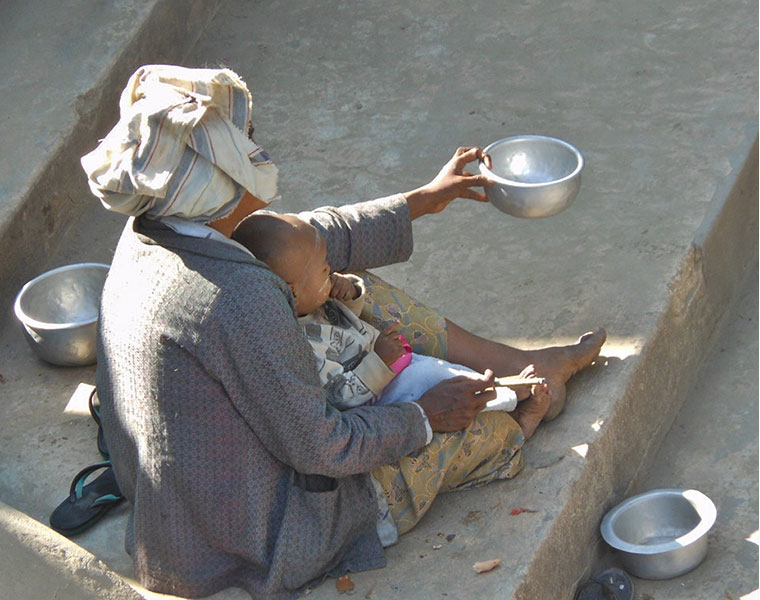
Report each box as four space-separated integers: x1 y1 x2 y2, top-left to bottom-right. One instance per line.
14 263 110 366
600 488 717 580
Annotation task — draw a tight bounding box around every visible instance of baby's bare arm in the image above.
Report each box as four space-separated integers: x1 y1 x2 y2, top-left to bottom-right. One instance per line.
374 322 405 367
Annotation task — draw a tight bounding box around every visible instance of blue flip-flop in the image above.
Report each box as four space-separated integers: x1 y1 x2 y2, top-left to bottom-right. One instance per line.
49 461 123 536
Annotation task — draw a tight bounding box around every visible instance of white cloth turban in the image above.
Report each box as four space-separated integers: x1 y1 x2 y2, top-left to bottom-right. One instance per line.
80 65 279 222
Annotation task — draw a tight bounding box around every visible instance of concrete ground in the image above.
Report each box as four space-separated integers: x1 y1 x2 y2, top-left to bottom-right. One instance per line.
0 1 757 599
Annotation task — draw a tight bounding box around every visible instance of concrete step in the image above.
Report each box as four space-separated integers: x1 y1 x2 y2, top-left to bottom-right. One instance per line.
0 1 756 599
0 501 143 600
598 263 757 600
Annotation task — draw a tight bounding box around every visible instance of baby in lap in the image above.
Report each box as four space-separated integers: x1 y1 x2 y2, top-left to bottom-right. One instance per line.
232 212 548 438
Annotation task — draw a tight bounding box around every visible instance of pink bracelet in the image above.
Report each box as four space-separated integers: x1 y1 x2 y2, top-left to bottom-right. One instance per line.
390 335 413 374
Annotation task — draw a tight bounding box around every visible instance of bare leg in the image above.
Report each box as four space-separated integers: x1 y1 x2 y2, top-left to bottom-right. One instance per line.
446 320 607 421
510 381 551 439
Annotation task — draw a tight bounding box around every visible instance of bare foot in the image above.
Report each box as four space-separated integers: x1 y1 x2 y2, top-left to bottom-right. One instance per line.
511 381 551 439
444 320 606 422
529 328 607 421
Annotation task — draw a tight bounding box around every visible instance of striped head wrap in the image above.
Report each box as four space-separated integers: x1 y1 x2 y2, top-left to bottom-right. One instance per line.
80 65 279 222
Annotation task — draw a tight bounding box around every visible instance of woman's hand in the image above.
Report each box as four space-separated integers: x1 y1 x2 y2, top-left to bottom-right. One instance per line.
403 147 493 220
374 322 406 367
329 273 360 302
415 369 496 432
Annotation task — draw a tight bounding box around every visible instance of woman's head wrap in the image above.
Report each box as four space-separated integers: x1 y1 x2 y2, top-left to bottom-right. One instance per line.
80 65 278 222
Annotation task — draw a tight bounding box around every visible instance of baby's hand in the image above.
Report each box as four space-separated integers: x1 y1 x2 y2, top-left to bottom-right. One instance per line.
329 273 360 302
374 322 405 367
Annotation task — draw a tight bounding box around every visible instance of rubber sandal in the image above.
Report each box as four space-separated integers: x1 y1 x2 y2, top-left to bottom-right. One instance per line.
88 388 109 459
49 461 123 536
574 568 634 600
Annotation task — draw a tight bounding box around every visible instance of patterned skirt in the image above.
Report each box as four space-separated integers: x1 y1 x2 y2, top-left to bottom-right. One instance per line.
356 271 525 535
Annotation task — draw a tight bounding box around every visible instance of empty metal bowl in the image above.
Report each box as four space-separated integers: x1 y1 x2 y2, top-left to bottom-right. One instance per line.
13 263 110 366
479 135 584 218
601 489 717 580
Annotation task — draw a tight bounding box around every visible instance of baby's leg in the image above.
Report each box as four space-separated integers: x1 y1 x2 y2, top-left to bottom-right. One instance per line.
510 381 551 439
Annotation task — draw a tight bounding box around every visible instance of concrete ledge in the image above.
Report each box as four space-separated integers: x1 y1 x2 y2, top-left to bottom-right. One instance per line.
517 130 758 600
0 501 142 600
0 0 221 308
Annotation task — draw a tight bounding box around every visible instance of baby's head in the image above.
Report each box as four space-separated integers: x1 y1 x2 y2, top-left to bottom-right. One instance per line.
232 213 331 316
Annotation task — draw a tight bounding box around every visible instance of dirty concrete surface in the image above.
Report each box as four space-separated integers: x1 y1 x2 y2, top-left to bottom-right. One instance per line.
0 0 757 599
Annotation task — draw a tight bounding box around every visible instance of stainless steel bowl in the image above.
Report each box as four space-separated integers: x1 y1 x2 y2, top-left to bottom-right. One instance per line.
479 135 584 218
13 263 110 367
601 489 717 580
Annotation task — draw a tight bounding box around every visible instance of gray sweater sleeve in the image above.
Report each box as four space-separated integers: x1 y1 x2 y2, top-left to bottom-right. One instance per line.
298 194 414 272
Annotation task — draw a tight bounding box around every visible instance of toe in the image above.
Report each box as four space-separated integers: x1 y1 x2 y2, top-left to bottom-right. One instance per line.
579 328 607 347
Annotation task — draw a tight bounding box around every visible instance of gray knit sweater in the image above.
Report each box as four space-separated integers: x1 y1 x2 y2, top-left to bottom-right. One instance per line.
97 195 428 599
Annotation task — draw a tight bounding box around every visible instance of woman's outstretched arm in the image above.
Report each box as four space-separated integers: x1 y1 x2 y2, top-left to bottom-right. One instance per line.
403 146 492 219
